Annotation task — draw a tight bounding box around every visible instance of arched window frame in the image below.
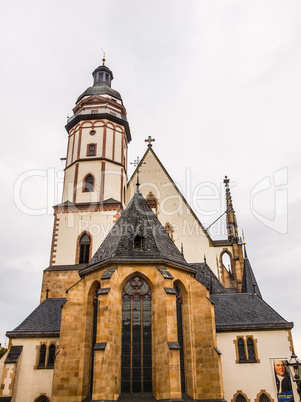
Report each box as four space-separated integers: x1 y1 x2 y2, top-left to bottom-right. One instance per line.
121 275 152 393
234 335 259 364
46 343 56 369
83 174 95 192
174 282 186 393
37 344 47 369
76 231 92 264
237 338 246 362
256 391 274 402
231 391 250 402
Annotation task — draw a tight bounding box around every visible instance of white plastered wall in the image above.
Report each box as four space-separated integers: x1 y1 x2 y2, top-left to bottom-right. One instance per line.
217 330 293 402
54 210 117 265
5 338 56 402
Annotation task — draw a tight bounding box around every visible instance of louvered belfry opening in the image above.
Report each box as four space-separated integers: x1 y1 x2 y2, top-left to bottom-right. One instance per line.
175 283 185 393
121 276 152 393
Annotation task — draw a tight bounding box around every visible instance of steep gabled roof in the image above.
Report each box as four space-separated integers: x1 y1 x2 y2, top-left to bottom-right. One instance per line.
211 293 293 331
80 191 194 275
6 298 66 338
191 263 226 294
127 146 214 245
241 245 262 298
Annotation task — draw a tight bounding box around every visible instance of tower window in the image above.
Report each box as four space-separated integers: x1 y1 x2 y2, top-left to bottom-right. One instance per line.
79 233 91 264
87 144 96 156
90 130 96 136
84 174 94 192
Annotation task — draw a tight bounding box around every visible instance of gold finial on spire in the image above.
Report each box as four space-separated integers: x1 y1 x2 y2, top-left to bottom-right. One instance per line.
101 48 106 65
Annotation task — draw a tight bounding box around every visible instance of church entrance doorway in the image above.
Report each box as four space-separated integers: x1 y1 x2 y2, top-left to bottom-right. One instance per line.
121 276 152 393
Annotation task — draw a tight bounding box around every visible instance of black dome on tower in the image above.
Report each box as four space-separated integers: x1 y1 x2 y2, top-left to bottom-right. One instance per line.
77 63 122 103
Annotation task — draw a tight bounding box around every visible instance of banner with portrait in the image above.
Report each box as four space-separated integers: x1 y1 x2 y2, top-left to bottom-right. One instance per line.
273 359 294 402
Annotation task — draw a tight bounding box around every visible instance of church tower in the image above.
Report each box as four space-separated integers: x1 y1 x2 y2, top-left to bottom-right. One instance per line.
48 58 131 271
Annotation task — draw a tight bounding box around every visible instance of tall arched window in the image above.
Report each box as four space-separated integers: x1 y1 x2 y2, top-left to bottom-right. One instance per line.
247 338 255 361
121 276 152 393
79 233 91 263
175 283 185 393
90 283 100 395
47 344 56 369
38 344 46 369
84 174 94 192
238 338 246 362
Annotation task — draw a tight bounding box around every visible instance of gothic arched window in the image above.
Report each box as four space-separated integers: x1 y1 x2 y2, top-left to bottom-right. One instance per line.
238 338 246 362
79 233 91 264
235 394 247 402
247 338 255 361
259 394 271 402
38 344 46 369
175 283 185 393
47 344 56 369
84 174 94 192
121 276 152 393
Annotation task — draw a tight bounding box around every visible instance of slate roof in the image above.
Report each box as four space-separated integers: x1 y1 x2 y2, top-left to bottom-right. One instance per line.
211 293 293 331
6 298 66 338
80 191 194 275
44 264 85 272
241 245 262 298
4 346 23 363
190 263 226 294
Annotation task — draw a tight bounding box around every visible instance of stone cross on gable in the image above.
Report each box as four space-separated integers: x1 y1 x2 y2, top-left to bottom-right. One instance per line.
145 136 155 147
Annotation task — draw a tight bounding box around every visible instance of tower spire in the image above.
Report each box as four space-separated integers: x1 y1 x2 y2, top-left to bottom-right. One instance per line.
223 176 239 243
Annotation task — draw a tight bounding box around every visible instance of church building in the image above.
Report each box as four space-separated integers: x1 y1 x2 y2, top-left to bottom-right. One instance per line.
0 59 297 402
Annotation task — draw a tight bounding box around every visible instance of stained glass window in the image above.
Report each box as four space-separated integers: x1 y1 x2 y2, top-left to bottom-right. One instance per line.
121 276 152 393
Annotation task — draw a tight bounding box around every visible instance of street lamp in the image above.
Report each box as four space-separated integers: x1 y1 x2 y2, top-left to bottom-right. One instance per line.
286 351 301 399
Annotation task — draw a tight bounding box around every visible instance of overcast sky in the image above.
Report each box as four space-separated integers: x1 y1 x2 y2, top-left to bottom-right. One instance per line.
0 0 301 355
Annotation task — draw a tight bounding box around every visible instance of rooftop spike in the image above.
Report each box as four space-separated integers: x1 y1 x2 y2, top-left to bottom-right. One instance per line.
223 176 239 243
101 48 106 65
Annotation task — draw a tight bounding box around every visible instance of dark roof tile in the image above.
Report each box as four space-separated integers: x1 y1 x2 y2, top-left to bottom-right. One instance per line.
81 192 193 275
211 293 293 331
6 298 66 338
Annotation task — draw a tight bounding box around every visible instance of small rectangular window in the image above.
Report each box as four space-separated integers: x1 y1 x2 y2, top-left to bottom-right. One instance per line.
87 144 96 157
91 110 98 114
